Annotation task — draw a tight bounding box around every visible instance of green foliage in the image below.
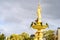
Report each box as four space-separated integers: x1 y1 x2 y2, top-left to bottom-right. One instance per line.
0 30 56 40
0 34 5 40
43 30 55 40
7 32 34 40
20 32 30 40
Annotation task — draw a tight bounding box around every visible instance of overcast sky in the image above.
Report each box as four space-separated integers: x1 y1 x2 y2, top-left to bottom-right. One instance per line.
0 0 60 35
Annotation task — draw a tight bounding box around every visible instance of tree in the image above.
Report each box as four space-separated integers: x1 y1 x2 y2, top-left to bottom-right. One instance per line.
43 30 55 40
0 34 5 40
9 34 20 40
20 32 30 40
7 32 30 40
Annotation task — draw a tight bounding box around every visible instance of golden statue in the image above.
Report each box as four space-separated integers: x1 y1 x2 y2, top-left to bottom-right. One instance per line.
30 0 48 40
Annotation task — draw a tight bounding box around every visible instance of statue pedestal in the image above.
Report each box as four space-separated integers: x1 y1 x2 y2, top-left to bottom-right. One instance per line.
34 30 43 40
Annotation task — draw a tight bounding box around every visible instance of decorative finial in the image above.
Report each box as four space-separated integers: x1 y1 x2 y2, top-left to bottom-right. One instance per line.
37 0 42 22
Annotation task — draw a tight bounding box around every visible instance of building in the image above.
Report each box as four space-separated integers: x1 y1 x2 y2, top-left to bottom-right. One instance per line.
57 27 60 40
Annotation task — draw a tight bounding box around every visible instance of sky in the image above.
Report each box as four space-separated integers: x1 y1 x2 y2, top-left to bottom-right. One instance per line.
0 0 60 36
